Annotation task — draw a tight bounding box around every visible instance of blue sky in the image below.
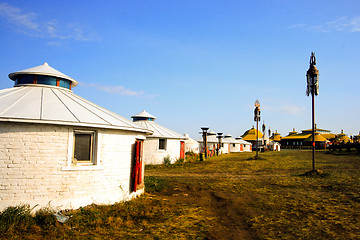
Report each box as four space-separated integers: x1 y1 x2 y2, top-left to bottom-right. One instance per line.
0 0 359 139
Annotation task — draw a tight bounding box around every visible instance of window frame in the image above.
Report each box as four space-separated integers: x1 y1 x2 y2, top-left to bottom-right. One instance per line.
72 130 97 166
158 138 167 150
62 129 102 171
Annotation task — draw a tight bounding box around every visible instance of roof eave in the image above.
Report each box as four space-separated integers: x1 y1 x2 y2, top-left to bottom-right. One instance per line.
0 118 153 134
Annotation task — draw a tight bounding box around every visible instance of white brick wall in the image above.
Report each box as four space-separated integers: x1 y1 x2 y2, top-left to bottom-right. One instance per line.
0 122 146 211
143 138 182 165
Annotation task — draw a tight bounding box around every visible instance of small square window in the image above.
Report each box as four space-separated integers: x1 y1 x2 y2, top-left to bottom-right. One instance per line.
73 131 96 164
159 139 167 150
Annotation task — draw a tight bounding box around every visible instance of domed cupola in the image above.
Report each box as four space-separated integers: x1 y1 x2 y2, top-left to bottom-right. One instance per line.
131 110 156 122
8 62 77 90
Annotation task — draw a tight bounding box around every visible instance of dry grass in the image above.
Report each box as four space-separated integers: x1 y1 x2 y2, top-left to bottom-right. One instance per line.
1 150 360 239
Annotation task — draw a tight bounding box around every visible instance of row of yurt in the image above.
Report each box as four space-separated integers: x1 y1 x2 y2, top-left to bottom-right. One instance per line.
198 131 252 156
0 63 152 211
198 131 218 156
131 110 188 164
223 134 252 153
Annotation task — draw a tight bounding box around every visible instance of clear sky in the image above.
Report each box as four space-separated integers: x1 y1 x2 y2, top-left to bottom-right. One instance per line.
0 0 359 140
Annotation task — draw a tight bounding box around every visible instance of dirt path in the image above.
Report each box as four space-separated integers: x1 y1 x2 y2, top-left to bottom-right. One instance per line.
145 172 261 239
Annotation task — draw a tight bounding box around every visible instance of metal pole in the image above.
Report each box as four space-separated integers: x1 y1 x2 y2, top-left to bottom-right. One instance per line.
203 131 208 159
312 91 315 171
256 119 259 159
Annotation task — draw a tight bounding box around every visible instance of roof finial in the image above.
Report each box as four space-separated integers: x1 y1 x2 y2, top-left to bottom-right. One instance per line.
310 52 316 66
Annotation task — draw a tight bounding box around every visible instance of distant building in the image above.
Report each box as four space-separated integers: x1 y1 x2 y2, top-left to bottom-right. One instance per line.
131 110 188 164
354 132 360 143
241 126 263 149
269 141 281 151
269 130 282 142
226 135 252 153
198 131 218 156
0 63 151 211
280 127 335 148
198 132 252 156
336 130 350 143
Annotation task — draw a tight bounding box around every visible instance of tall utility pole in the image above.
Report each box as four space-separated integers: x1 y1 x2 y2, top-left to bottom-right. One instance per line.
306 52 319 172
254 100 261 159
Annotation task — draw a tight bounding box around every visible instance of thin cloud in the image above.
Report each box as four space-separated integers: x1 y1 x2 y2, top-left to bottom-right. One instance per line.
260 104 306 116
79 82 156 98
279 105 306 116
290 17 360 33
0 2 100 43
288 23 306 29
0 2 39 33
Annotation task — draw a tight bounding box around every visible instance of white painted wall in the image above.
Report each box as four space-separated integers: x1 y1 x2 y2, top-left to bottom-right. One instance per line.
243 144 252 152
143 138 182 165
229 143 241 152
184 136 200 154
0 122 146 211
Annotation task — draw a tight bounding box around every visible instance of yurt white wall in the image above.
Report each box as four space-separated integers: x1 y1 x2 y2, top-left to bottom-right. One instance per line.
243 143 252 152
184 134 200 153
229 143 241 152
0 122 145 211
143 138 183 164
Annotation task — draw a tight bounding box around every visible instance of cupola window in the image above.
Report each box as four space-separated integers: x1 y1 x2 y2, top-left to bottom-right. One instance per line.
14 74 72 89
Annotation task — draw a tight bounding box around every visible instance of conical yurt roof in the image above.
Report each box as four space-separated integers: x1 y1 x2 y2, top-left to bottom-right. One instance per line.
222 134 235 143
132 110 187 139
0 63 151 133
197 130 218 143
9 62 78 87
131 110 156 120
337 133 350 143
288 128 298 135
241 126 263 141
305 132 327 142
270 131 282 141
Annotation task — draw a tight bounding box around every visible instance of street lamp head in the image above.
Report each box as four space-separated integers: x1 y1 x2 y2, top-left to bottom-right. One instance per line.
217 132 223 136
201 127 209 131
306 52 320 96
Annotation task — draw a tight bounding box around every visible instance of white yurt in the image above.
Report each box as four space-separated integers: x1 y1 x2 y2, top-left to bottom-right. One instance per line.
197 131 221 156
222 134 234 154
183 134 200 154
131 110 188 165
0 63 152 211
234 136 253 152
269 142 281 151
223 134 253 153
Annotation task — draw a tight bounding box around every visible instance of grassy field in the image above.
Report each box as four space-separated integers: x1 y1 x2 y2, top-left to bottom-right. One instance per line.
1 150 359 239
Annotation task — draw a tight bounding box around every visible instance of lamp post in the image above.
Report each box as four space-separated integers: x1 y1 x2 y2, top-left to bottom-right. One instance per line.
201 127 209 159
216 133 223 156
262 121 266 149
306 52 319 172
254 100 261 159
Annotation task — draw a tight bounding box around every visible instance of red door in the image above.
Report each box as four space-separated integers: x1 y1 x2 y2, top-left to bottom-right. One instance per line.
240 144 243 152
180 141 185 159
131 140 143 192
